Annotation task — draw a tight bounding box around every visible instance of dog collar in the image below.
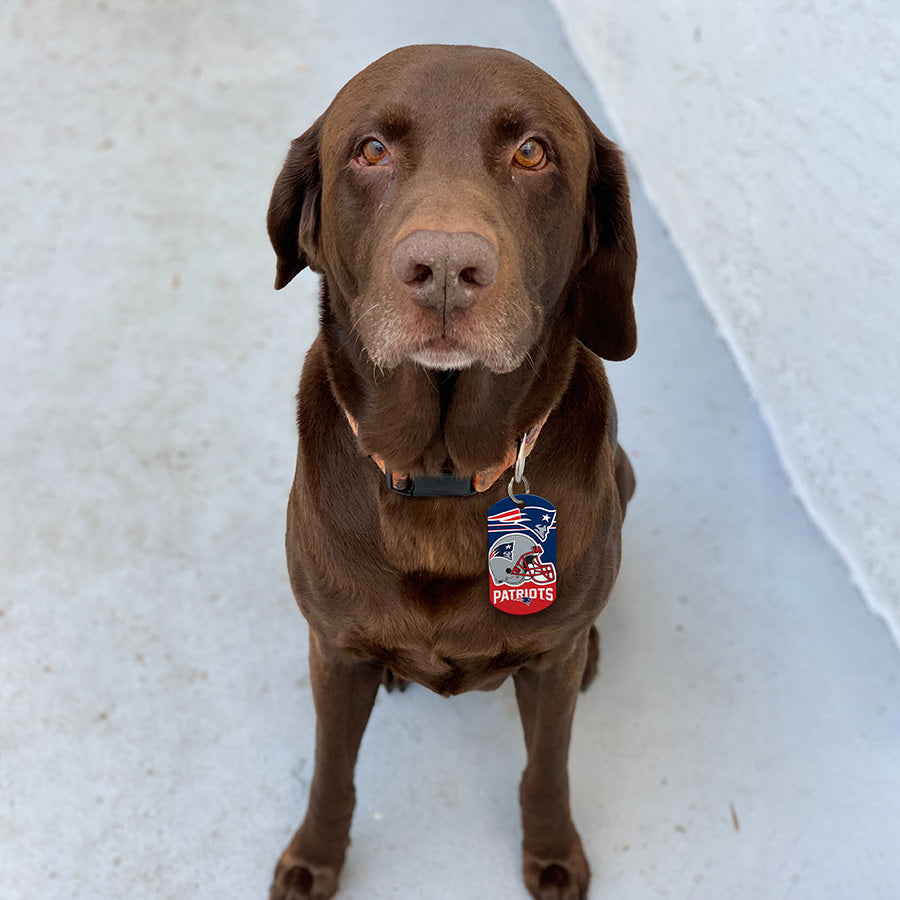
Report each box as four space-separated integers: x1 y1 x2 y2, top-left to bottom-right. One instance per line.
343 411 548 498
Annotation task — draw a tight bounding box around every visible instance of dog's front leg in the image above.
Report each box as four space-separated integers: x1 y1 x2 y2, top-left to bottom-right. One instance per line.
270 629 383 900
514 629 591 900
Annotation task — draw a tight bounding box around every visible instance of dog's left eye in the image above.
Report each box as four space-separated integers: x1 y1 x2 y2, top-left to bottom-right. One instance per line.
357 138 391 166
513 138 548 170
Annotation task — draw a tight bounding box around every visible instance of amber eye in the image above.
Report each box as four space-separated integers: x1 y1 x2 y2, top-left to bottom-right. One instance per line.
513 138 547 169
358 138 391 166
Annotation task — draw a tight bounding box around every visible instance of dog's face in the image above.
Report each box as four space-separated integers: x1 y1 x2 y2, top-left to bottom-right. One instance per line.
269 44 637 372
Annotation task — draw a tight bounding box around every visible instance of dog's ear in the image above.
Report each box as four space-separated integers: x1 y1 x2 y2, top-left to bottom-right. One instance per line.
267 116 324 289
572 118 637 360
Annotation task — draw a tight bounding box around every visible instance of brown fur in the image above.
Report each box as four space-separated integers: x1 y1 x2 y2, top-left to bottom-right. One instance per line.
267 45 637 900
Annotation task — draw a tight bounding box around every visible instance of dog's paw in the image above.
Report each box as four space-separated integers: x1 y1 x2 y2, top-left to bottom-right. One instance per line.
523 837 590 900
269 856 340 900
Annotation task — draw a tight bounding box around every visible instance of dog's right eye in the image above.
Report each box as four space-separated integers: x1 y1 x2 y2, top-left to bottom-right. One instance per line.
357 139 391 166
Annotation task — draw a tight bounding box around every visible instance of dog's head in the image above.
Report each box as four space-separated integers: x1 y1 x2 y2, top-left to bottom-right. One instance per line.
268 44 636 372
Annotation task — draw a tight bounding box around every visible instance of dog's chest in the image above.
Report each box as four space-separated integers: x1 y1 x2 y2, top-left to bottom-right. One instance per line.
341 576 549 696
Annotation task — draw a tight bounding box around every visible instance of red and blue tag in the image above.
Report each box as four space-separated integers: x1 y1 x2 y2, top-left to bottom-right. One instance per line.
487 494 557 615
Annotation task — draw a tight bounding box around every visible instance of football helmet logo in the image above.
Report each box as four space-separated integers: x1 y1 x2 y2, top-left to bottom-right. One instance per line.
489 533 557 586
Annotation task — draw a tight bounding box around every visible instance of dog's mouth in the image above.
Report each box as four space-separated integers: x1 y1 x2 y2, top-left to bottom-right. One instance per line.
408 335 481 371
367 318 530 374
357 286 536 375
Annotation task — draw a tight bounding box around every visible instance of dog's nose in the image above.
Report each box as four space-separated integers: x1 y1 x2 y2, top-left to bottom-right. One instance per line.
391 230 498 312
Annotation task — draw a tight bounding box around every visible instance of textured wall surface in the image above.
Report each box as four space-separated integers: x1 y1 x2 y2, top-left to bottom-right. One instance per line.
551 0 900 643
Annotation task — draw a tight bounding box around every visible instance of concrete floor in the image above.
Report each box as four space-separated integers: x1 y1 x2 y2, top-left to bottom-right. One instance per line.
2 1 898 898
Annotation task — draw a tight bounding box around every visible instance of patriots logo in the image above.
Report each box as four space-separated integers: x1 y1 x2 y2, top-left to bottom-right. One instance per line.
487 502 557 544
493 540 516 560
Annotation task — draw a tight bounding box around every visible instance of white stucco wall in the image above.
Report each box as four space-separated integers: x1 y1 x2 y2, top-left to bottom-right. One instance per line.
550 0 900 644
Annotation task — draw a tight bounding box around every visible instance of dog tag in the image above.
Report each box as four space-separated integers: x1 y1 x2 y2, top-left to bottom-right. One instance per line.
487 494 557 615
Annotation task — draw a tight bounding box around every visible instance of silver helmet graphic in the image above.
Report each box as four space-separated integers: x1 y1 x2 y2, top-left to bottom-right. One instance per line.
489 533 556 586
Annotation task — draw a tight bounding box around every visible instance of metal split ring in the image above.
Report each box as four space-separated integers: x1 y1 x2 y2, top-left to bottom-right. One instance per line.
507 433 530 506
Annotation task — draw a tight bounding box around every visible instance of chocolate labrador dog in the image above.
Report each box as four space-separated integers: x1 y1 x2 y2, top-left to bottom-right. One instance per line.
266 44 636 900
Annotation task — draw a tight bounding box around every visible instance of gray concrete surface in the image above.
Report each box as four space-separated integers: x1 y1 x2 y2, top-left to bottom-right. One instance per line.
2 2 898 898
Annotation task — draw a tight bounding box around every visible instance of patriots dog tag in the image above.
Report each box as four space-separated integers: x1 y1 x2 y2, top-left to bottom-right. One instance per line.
488 493 557 615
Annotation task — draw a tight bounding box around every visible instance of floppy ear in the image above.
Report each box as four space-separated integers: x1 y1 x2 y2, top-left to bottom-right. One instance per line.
266 116 324 289
572 119 638 360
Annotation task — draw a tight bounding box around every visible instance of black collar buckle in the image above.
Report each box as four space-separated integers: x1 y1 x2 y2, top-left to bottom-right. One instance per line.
387 470 476 498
